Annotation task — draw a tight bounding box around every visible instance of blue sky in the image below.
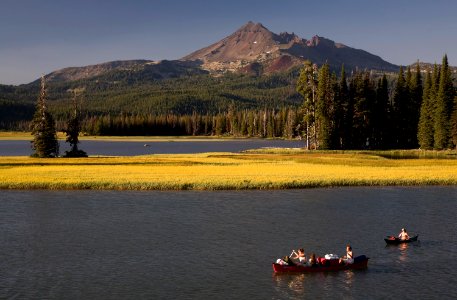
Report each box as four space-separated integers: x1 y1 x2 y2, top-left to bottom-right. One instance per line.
1 0 456 85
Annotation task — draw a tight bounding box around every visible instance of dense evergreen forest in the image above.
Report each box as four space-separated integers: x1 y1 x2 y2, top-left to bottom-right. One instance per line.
296 56 456 150
1 57 456 150
0 69 301 130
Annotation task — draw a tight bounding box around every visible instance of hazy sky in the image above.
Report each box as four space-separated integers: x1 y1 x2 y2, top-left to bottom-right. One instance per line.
1 0 456 85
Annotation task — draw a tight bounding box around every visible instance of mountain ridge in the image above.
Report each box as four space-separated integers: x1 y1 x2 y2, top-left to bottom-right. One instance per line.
44 60 153 83
182 21 399 75
31 21 403 85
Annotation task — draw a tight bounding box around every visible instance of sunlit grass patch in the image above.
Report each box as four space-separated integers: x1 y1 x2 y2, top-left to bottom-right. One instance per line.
1 151 457 190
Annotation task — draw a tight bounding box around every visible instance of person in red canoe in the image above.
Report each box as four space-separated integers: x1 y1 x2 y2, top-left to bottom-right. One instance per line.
398 228 410 240
339 244 354 264
308 253 317 266
291 248 307 265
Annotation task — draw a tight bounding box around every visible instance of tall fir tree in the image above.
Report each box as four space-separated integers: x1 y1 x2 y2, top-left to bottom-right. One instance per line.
343 70 355 149
30 75 59 158
330 68 344 149
413 62 424 107
450 95 457 149
429 63 441 144
64 89 87 157
296 60 318 149
392 66 408 148
405 62 422 148
316 63 334 149
417 72 435 149
350 71 375 149
373 74 389 149
364 72 376 148
434 54 455 149
336 65 350 149
431 63 441 102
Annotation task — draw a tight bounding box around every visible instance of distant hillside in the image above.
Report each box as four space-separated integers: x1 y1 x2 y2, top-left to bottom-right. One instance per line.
410 61 457 74
37 59 207 85
43 60 151 83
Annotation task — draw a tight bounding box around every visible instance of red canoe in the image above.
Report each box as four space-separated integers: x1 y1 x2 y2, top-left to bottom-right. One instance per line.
272 255 369 273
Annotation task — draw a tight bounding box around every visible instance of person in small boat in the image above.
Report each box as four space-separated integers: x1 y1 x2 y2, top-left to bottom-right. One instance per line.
339 245 354 264
291 248 307 265
308 253 317 267
398 228 410 240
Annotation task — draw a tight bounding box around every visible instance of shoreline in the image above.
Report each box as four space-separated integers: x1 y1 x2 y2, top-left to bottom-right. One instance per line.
1 150 457 190
2 180 456 191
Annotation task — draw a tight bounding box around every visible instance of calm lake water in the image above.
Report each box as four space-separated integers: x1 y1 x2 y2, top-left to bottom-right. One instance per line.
1 187 456 299
0 139 303 156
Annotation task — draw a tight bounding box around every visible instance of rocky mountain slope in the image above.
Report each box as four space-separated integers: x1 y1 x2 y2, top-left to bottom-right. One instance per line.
182 21 399 75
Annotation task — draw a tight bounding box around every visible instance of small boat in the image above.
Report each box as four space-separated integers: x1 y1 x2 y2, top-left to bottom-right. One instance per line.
384 235 419 245
272 255 369 273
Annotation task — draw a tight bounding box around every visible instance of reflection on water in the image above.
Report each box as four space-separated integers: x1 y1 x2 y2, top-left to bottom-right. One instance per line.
288 274 306 292
398 243 409 262
343 270 355 291
273 274 308 298
273 270 357 298
391 239 421 264
286 274 306 295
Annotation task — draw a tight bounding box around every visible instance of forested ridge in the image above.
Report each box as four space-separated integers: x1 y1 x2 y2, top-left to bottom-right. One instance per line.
0 68 302 129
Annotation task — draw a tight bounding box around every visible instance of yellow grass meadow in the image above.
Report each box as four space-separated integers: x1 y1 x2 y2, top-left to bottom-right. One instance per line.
1 151 457 190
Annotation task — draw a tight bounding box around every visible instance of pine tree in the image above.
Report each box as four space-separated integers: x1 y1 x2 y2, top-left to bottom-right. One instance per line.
240 111 247 136
392 66 408 148
284 108 295 139
349 71 374 149
450 96 457 149
406 62 422 148
417 72 435 149
64 89 87 157
335 65 349 149
431 63 441 102
429 63 440 143
374 74 389 149
364 72 376 148
328 71 341 149
434 55 454 149
296 61 318 149
247 111 255 136
316 63 333 149
215 114 224 135
267 110 275 138
343 71 355 149
413 62 424 107
30 75 59 157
